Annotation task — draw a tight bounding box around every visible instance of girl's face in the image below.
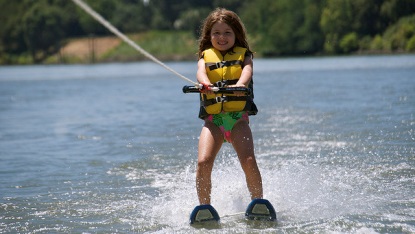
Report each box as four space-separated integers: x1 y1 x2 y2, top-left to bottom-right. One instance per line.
210 21 235 52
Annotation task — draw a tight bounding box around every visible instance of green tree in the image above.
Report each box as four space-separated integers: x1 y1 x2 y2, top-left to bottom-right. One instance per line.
212 0 246 12
295 1 325 54
320 0 415 54
320 0 354 53
339 32 359 53
370 35 384 51
381 0 415 24
174 8 212 37
242 0 324 56
240 0 277 54
352 0 383 36
0 1 29 58
111 0 151 33
78 0 116 35
406 35 415 52
382 15 415 51
22 1 67 63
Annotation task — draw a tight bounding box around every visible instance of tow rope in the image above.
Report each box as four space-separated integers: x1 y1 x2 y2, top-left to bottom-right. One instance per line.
71 0 198 86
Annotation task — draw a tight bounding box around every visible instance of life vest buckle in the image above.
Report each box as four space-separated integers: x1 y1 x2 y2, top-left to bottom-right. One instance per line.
213 81 226 88
216 61 226 69
215 96 228 103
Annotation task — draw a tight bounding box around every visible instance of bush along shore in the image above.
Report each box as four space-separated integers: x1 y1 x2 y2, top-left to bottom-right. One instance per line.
5 29 415 65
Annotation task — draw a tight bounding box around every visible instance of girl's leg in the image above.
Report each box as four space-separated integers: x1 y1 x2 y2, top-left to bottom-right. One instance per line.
231 120 263 199
196 121 223 205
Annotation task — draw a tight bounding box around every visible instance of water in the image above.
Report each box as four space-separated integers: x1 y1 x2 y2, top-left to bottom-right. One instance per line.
0 55 414 233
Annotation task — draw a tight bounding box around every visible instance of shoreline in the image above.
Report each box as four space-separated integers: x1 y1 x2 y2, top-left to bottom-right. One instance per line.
1 33 413 66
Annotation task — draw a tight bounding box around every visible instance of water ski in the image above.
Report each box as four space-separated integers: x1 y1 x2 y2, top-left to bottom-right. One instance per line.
189 204 220 225
245 199 277 221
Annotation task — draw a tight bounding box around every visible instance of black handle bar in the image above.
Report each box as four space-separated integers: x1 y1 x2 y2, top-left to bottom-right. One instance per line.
182 85 251 95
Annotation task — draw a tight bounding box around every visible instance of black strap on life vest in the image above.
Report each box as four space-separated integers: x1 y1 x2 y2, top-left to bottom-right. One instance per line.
206 60 243 71
212 79 238 88
201 96 251 106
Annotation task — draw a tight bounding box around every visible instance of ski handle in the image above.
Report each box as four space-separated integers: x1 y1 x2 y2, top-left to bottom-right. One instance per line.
182 85 251 95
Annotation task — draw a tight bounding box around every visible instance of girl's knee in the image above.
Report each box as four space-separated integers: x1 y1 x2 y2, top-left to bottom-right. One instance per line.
240 155 258 169
197 156 215 170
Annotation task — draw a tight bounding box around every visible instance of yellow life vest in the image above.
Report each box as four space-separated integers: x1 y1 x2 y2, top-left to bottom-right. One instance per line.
199 47 258 119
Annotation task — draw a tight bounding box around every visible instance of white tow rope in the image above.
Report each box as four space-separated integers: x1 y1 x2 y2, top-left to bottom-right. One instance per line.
71 0 198 86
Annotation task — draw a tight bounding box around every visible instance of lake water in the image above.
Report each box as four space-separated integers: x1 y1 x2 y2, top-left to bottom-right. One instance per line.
0 55 414 233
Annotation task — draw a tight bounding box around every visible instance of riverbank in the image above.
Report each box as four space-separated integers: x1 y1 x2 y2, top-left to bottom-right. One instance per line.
2 29 413 65
49 31 198 64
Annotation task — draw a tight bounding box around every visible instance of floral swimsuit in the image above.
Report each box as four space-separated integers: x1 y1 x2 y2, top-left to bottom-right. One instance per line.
206 111 249 143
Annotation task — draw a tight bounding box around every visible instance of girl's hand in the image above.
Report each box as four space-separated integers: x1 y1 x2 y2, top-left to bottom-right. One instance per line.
199 82 214 94
228 83 246 96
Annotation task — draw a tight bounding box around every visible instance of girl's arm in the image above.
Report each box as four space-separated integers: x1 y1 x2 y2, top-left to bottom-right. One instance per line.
196 58 211 85
235 55 253 87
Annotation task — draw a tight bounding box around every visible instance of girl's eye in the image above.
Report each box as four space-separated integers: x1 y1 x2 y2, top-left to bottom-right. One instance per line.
211 31 232 36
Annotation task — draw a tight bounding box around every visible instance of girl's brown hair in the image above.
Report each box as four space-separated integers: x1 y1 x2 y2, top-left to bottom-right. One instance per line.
198 8 251 59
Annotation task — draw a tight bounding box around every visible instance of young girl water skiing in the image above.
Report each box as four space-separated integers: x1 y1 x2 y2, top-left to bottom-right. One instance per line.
190 8 276 224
